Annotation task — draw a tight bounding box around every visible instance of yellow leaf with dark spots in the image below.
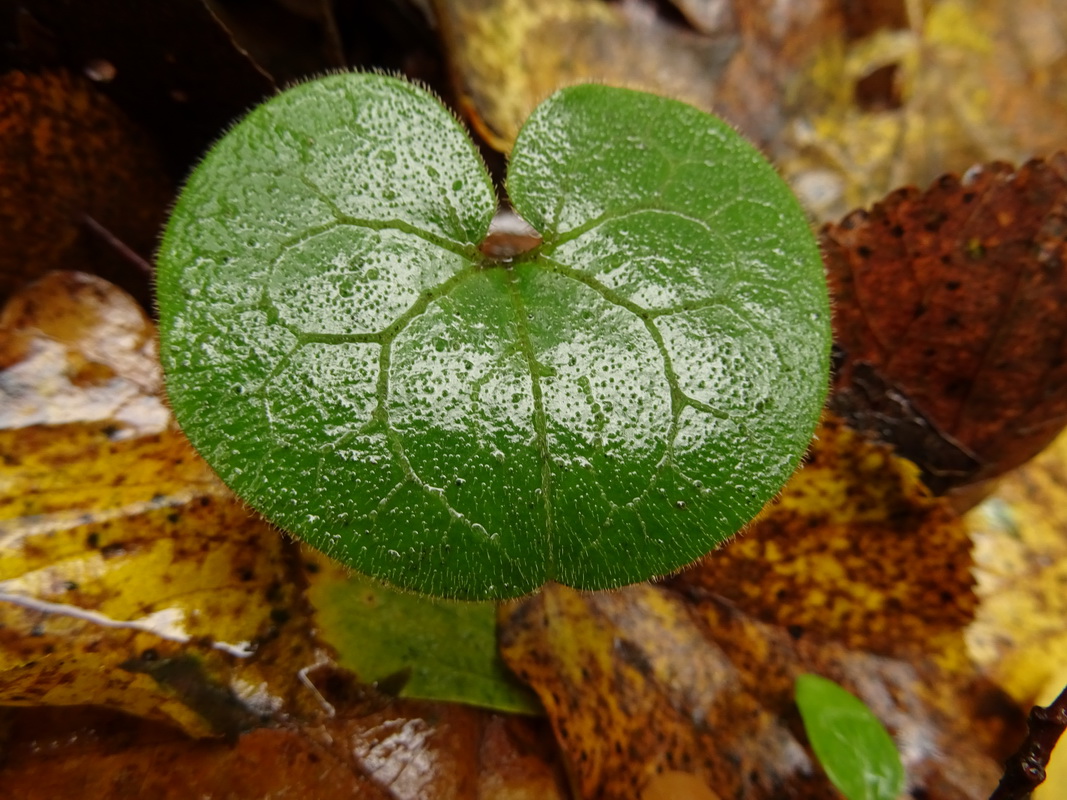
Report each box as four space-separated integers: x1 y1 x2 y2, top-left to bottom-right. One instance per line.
679 415 976 657
0 274 324 737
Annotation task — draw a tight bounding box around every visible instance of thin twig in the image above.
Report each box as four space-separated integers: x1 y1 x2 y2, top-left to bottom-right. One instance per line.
82 214 154 276
989 683 1067 799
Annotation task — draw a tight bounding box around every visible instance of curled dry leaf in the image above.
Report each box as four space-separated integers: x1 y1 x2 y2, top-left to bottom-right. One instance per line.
500 416 1021 799
824 154 1067 490
0 71 170 299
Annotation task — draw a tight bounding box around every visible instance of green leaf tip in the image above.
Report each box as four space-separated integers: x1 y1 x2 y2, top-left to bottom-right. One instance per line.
795 673 906 800
157 73 831 600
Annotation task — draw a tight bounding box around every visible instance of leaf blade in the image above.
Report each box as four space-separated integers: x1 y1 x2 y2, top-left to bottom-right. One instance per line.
795 673 906 800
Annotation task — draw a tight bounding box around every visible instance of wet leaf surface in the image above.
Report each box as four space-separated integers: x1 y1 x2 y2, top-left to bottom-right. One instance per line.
0 70 170 301
157 74 830 599
0 697 569 799
824 153 1067 489
500 417 1022 799
0 417 324 737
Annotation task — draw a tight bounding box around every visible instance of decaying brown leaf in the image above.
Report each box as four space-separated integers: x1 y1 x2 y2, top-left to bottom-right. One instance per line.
673 415 975 655
500 417 1022 799
0 697 569 799
0 71 170 300
824 154 1067 490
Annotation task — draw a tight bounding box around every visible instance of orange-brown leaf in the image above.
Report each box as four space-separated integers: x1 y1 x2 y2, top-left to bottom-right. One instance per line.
0 698 568 799
673 415 975 655
824 154 1067 488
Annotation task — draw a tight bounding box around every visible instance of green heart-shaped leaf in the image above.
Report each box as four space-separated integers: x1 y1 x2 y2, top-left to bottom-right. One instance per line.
157 74 830 600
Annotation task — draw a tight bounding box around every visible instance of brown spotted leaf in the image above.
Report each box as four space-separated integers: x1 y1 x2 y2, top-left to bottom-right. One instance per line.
0 71 171 301
672 415 976 655
824 154 1067 490
500 416 1022 799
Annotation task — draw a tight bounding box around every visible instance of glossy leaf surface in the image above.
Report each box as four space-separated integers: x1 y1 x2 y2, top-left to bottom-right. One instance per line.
157 74 830 599
795 674 905 800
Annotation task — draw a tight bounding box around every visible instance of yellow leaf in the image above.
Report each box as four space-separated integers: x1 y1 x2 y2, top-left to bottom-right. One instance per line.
0 273 323 737
967 427 1067 706
780 0 1067 220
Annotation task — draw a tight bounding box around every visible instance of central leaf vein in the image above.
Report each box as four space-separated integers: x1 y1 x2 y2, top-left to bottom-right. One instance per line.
505 270 556 579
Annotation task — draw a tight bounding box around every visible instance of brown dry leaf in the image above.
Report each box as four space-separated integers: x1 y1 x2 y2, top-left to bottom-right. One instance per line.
500 416 1021 799
0 273 324 737
781 0 1067 220
433 0 841 151
823 154 1067 489
0 698 569 799
0 70 171 299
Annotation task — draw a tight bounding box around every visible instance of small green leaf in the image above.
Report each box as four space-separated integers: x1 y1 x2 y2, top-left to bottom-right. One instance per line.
308 569 539 714
157 74 830 599
795 673 906 800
